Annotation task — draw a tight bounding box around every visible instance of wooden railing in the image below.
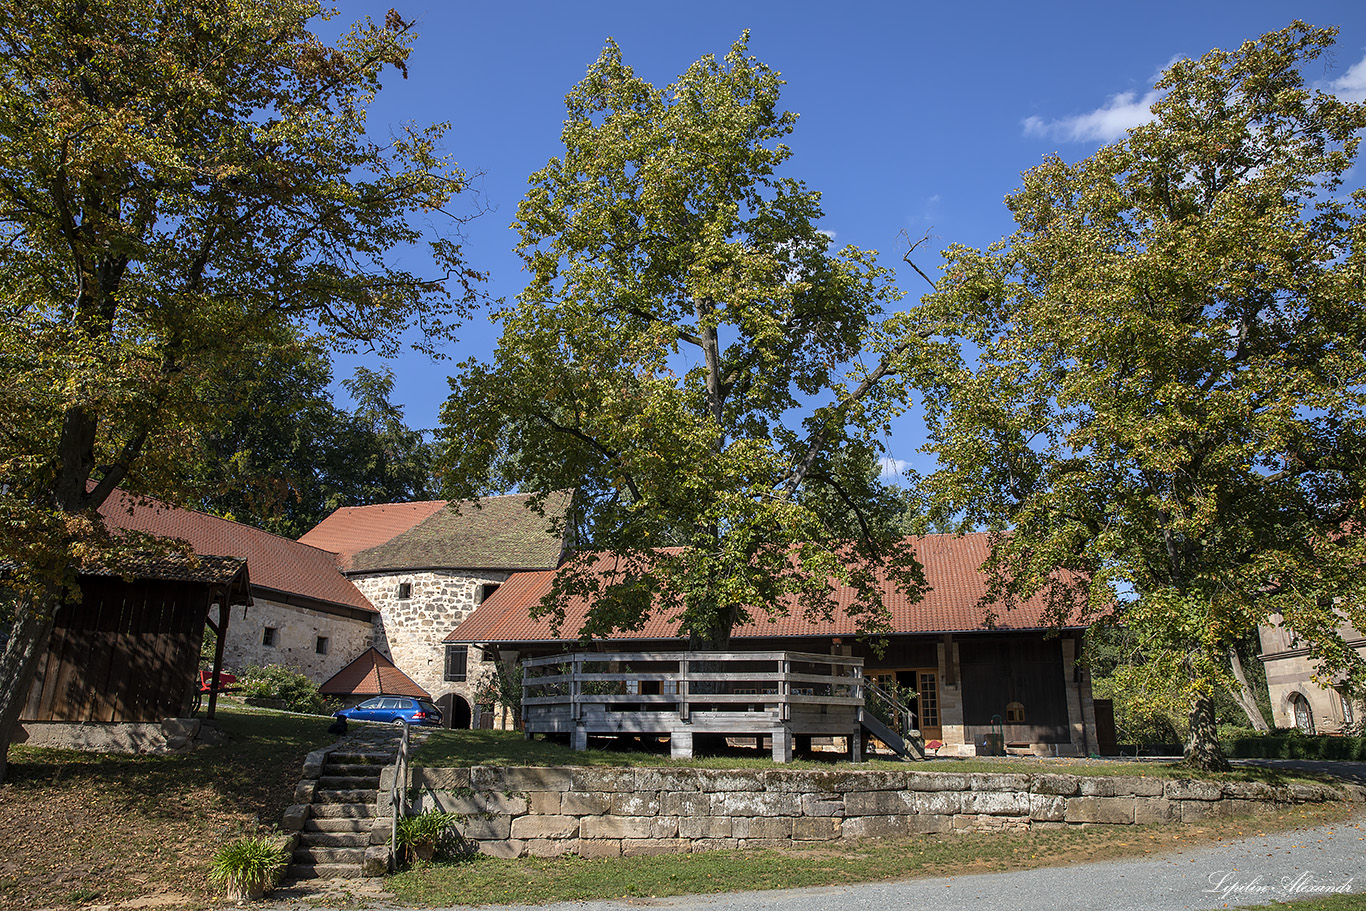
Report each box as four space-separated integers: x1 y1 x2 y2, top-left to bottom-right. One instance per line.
521 650 864 730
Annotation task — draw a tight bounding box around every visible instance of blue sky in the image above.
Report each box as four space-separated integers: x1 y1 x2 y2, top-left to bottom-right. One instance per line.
326 0 1366 480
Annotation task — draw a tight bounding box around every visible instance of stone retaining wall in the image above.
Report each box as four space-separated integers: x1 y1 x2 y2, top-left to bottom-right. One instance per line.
411 766 1361 859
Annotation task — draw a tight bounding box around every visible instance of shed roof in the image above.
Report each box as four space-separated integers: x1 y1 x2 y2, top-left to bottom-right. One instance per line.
300 491 572 574
319 648 430 699
99 490 374 614
447 533 1082 644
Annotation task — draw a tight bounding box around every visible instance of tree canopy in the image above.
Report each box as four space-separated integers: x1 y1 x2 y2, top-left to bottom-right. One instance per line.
0 0 479 778
913 22 1366 768
438 34 924 646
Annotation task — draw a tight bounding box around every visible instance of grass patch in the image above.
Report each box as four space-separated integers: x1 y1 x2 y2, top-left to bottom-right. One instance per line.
388 802 1359 907
411 730 1336 785
1236 897 1366 910
0 701 334 910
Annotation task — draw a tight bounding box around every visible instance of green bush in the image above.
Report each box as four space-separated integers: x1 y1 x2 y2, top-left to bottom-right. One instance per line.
208 834 288 900
394 809 471 866
236 664 327 715
1224 730 1366 761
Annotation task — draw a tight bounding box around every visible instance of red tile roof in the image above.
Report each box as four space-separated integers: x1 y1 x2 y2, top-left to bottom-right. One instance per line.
98 490 375 614
447 533 1082 643
298 501 447 570
299 492 571 573
319 648 430 698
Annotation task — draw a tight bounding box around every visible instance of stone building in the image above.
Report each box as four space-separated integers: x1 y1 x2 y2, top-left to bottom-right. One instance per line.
1259 617 1364 733
299 492 572 727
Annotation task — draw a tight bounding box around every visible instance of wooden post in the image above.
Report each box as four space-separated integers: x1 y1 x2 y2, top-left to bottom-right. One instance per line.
771 726 792 763
671 730 693 759
206 599 229 721
678 656 689 721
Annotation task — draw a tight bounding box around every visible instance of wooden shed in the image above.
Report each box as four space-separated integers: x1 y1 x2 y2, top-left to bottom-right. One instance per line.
21 554 249 723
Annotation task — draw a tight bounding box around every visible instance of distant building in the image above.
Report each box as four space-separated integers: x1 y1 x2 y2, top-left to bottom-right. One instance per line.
1259 617 1363 733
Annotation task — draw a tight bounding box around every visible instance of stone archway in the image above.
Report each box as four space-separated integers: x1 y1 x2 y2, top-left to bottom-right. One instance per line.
1288 692 1315 734
438 693 473 729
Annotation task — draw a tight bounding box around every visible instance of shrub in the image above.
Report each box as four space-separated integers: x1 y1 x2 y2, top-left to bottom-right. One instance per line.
1224 731 1366 761
236 664 327 715
207 835 288 901
394 809 471 866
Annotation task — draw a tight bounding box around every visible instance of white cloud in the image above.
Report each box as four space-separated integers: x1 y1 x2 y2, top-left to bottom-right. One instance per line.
877 457 909 481
1328 51 1366 101
1023 89 1160 143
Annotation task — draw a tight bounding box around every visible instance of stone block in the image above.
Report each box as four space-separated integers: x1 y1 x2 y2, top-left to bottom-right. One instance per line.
696 770 766 792
477 839 527 859
579 839 622 858
740 838 794 850
526 838 578 858
1133 797 1178 825
968 773 1031 792
689 838 740 852
1078 778 1116 797
713 791 800 817
764 770 857 793
907 814 952 834
637 768 701 793
1030 774 1080 796
582 815 655 840
294 780 316 804
501 767 574 791
845 790 914 816
1179 800 1215 822
904 772 969 792
362 845 390 877
1116 778 1164 797
458 815 512 840
1165 779 1221 801
511 815 581 839
414 767 471 790
561 792 611 816
840 815 909 839
442 792 529 816
1028 794 1067 822
528 791 561 815
679 815 732 839
845 770 910 791
161 717 201 740
571 769 642 793
301 749 330 780
612 792 660 816
792 817 841 840
623 838 691 856
961 791 1029 816
1064 797 1135 825
913 791 961 816
370 820 391 845
800 794 844 817
731 816 794 839
1220 781 1274 801
280 804 309 832
662 791 710 817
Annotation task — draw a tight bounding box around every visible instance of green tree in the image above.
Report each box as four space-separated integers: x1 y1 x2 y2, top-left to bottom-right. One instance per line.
439 35 924 647
0 0 480 780
913 23 1366 770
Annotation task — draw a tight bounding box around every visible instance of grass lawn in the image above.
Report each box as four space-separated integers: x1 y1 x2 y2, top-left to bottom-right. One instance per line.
387 802 1362 907
412 728 1337 785
0 702 335 910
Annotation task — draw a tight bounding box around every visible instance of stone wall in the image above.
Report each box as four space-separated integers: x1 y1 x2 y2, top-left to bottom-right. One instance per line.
411 766 1360 859
351 570 509 710
215 598 374 682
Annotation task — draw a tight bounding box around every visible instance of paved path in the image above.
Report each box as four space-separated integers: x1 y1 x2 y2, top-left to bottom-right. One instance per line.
277 811 1366 911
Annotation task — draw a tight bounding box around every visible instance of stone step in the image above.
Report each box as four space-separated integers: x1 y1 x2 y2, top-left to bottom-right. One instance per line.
295 846 366 865
315 789 378 804
324 762 387 776
305 817 373 833
287 863 362 881
309 803 378 819
327 752 395 765
318 775 381 789
300 831 371 848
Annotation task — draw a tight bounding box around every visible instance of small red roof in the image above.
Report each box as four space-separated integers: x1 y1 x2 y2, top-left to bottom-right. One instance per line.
319 648 431 698
99 490 375 614
447 533 1082 643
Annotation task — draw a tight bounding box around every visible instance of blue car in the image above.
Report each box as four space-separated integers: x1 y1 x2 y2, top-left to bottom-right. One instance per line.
334 696 444 726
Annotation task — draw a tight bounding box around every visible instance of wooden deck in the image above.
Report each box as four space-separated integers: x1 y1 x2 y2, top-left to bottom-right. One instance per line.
521 650 868 761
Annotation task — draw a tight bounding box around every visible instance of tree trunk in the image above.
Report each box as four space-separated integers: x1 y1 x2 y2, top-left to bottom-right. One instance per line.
0 590 62 783
1225 646 1270 732
1183 688 1232 772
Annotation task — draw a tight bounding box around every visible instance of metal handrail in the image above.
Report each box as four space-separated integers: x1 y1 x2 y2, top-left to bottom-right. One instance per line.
863 678 916 736
388 721 410 871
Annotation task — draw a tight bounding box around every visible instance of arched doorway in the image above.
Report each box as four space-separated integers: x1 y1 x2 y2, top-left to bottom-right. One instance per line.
438 693 472 729
1289 692 1315 734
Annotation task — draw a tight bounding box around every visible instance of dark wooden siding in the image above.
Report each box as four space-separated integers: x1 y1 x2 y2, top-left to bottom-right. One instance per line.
959 635 1069 742
22 575 210 723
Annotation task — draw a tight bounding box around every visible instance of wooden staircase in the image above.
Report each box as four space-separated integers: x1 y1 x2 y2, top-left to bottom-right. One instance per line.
859 679 925 761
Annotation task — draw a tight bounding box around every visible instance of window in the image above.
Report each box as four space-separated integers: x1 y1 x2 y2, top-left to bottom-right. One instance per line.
1290 692 1316 734
444 645 468 682
479 583 500 603
1340 689 1355 726
1005 701 1026 723
262 626 278 647
315 636 329 656
397 582 412 600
